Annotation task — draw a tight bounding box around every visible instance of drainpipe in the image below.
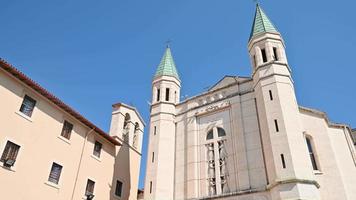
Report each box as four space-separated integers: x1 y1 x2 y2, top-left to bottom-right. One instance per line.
71 128 95 200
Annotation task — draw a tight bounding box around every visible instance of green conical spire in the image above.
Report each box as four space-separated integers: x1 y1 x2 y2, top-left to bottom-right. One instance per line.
249 4 278 41
154 46 180 80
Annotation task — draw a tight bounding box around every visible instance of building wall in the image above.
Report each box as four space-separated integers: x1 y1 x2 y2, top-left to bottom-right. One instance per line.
145 73 356 200
170 79 268 199
144 75 181 200
300 110 356 200
0 68 143 200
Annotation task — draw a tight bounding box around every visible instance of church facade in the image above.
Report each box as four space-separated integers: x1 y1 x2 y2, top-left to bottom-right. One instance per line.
144 4 356 200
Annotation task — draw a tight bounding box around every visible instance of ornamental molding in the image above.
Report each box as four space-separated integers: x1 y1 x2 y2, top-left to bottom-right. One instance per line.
195 101 231 117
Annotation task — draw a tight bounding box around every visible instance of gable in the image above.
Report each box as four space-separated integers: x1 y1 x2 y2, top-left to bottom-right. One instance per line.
208 76 251 92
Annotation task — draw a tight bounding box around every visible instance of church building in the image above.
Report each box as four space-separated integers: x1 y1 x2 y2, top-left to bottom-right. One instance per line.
144 4 356 200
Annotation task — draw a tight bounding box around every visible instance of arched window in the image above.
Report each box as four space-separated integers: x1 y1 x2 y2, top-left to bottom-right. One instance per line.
305 136 319 171
206 130 214 140
205 127 229 196
123 113 131 143
132 122 139 148
123 113 131 129
217 128 226 137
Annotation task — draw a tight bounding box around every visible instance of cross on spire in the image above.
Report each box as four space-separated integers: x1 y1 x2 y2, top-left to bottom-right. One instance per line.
165 40 171 48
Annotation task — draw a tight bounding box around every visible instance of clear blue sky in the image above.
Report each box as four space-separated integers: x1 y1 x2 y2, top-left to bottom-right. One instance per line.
1 0 355 189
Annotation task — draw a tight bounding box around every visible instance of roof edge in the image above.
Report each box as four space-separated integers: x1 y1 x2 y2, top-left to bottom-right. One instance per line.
177 75 253 106
112 102 146 126
0 58 120 146
299 106 352 130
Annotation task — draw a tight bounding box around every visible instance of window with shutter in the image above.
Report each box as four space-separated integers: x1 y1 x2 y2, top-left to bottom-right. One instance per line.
19 95 36 117
0 141 20 168
85 179 95 195
61 121 73 139
48 162 63 184
93 141 102 158
115 180 123 197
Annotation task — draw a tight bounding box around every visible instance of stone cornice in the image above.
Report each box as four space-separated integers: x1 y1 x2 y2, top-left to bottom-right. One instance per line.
267 178 320 190
299 106 352 130
252 61 292 78
175 89 254 117
191 178 319 200
248 32 286 50
176 78 253 107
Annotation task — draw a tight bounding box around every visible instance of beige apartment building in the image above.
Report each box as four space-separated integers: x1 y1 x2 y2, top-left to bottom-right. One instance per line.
0 59 144 200
144 4 356 200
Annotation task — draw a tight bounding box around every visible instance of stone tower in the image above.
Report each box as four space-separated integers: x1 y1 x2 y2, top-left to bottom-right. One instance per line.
249 4 321 199
144 46 181 200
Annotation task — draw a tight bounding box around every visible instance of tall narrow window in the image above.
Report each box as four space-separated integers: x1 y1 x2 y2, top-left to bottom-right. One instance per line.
123 113 131 143
115 180 123 197
274 119 279 132
157 89 160 102
93 141 102 158
133 123 139 148
154 126 157 135
253 55 257 68
61 121 73 140
149 181 153 193
280 154 286 168
306 137 318 170
165 88 170 101
273 47 279 61
269 90 273 101
20 95 36 117
206 127 229 196
174 91 177 103
0 141 20 168
85 179 95 196
261 49 267 63
206 130 213 140
48 162 63 184
152 152 155 163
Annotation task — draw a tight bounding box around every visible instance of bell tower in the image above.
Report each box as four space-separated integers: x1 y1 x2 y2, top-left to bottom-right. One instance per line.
249 4 321 200
144 46 181 200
